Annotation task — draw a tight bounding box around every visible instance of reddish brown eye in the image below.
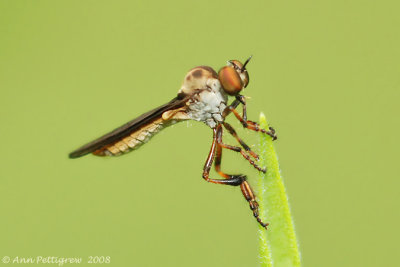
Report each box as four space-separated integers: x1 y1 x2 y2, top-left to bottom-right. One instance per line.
218 66 243 95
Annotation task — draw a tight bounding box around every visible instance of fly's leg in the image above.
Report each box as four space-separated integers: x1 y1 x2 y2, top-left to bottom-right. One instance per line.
240 178 268 229
202 125 268 229
227 95 277 140
222 98 240 118
219 142 266 173
222 122 260 161
217 124 266 173
202 127 246 186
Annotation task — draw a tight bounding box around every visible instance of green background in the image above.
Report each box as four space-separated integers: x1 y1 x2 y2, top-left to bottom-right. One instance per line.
1 1 399 266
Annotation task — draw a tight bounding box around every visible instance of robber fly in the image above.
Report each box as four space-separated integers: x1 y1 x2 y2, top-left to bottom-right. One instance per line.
69 56 277 229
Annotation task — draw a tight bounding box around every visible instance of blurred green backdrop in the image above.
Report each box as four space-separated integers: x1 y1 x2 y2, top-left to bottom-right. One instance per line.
1 1 399 266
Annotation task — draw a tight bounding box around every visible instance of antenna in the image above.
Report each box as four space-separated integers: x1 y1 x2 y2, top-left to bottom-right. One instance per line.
241 55 253 71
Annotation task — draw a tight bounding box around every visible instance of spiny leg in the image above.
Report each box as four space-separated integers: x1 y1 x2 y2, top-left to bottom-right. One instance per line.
227 95 277 140
211 125 268 229
222 121 260 160
217 124 266 173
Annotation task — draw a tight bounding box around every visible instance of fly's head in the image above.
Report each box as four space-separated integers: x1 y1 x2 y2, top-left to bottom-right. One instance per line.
218 56 251 96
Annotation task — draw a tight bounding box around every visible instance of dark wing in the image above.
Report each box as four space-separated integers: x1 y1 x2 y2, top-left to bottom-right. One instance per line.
69 95 190 158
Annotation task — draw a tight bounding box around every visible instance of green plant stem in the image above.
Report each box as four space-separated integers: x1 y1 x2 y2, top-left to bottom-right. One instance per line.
258 113 301 267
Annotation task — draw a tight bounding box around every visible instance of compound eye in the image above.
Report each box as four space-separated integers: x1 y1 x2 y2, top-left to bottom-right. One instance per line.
218 66 243 96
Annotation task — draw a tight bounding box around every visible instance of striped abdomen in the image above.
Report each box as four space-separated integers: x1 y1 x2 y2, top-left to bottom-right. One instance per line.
93 118 168 156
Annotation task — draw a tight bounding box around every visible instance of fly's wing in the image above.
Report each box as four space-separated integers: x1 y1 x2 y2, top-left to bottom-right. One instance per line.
69 95 190 158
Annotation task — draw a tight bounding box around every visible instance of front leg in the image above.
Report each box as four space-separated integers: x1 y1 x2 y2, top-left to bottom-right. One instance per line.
227 95 278 141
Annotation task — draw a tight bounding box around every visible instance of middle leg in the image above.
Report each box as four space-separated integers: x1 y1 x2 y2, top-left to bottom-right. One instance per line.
222 121 260 160
217 123 266 173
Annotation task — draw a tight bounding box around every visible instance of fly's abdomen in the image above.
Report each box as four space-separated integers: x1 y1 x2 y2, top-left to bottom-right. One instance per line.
93 118 166 156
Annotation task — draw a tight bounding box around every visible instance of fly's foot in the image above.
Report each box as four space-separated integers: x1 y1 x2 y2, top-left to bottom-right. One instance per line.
240 180 269 230
245 120 278 141
249 200 269 229
267 126 278 141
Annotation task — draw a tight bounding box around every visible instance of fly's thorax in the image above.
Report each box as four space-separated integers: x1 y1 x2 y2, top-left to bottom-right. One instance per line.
178 65 228 128
179 66 219 95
